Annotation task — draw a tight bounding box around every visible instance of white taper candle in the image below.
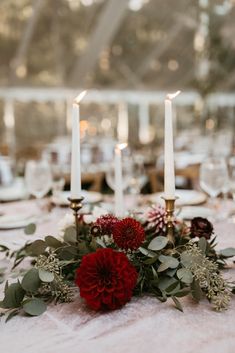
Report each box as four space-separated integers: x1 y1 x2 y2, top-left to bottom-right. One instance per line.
70 90 87 199
164 91 181 199
114 143 127 217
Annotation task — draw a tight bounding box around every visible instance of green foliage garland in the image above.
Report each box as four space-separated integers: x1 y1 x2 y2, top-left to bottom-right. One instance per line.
0 209 235 322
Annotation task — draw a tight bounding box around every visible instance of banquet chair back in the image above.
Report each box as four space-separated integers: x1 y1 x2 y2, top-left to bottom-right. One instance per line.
148 164 200 193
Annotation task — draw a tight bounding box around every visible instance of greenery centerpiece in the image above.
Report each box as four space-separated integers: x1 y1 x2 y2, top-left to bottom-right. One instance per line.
0 204 235 321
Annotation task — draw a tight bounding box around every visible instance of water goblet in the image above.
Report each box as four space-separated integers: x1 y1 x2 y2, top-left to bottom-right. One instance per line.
25 159 52 214
105 158 132 193
199 157 229 219
51 163 65 199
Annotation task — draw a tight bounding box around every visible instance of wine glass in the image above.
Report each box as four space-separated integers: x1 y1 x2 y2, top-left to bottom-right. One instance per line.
51 163 65 199
128 156 146 207
25 160 52 210
199 157 229 217
128 155 145 190
106 158 132 192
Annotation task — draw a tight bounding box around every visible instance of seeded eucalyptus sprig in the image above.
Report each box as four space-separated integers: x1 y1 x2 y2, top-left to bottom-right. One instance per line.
181 242 232 311
35 253 74 303
0 251 75 321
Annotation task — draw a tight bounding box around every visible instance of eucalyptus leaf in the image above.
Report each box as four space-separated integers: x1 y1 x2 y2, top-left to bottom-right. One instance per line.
150 278 159 287
174 288 191 298
21 268 41 292
1 282 25 308
151 266 158 279
157 262 169 272
158 277 178 291
5 308 19 322
159 255 179 269
0 244 10 252
165 282 181 295
24 223 36 235
38 269 54 283
191 279 203 302
44 236 62 249
23 298 47 316
198 237 207 254
59 248 77 261
4 280 9 294
166 268 177 277
219 248 235 258
27 240 47 256
64 226 77 243
148 236 168 251
180 252 192 267
139 247 156 258
143 256 158 265
77 242 90 255
172 296 183 312
66 246 79 255
177 268 193 284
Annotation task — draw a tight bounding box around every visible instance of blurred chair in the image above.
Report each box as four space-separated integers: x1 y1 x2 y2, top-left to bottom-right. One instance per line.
64 172 104 193
16 144 44 161
147 164 200 193
82 172 105 192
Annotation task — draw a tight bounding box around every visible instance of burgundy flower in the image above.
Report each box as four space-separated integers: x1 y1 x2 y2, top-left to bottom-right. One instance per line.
113 218 145 251
75 248 137 310
91 215 119 236
190 217 214 240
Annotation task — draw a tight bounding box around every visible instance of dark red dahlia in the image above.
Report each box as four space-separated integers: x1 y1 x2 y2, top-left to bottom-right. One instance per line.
75 248 137 311
113 217 145 251
190 217 214 240
92 215 119 236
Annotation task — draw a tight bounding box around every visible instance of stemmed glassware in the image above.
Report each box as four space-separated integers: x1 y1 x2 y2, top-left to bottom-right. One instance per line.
128 156 146 194
51 163 65 199
105 155 146 211
105 158 132 192
25 159 52 213
199 157 229 219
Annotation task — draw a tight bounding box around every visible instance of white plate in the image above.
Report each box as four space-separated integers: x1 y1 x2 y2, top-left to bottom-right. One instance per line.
0 179 28 202
0 214 36 230
51 190 102 206
178 206 213 220
149 189 207 207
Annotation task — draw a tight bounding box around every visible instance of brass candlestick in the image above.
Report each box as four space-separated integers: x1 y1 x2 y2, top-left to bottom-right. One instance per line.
68 197 84 243
162 197 178 244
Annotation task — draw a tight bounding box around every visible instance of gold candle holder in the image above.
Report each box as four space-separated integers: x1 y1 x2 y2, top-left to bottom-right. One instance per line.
68 197 84 243
162 197 178 244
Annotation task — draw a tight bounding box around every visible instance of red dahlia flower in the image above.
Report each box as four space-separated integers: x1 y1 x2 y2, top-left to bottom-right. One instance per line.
75 248 137 310
113 218 145 251
93 214 119 236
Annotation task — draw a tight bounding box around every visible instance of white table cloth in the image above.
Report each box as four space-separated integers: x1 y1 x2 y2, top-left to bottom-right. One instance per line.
0 200 235 353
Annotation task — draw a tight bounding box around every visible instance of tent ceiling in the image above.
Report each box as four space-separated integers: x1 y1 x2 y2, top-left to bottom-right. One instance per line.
0 0 234 92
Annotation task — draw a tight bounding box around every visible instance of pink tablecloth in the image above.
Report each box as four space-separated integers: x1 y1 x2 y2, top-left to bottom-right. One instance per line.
0 200 235 353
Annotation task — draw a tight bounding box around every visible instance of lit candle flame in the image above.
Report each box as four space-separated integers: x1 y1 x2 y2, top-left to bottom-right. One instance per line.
74 90 87 104
116 143 127 151
166 90 181 100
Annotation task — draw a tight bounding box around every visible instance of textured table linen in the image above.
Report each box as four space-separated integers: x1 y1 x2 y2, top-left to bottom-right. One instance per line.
0 200 235 353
